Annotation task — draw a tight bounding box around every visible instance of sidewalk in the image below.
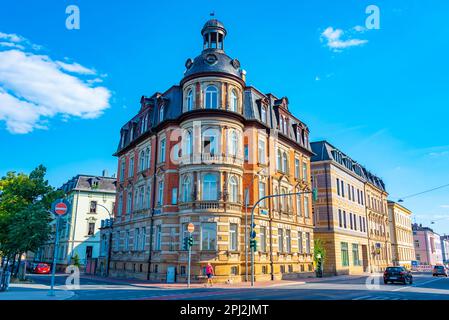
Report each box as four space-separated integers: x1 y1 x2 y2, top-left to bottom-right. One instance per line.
0 283 74 300
80 273 372 289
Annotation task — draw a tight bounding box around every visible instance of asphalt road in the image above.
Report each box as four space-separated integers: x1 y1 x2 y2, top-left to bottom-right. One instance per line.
28 273 449 300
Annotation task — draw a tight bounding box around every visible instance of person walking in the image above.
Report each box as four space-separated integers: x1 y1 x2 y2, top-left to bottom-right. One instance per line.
205 262 214 287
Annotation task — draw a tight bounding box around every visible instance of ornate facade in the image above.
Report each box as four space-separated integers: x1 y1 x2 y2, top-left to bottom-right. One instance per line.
388 201 415 269
109 19 315 283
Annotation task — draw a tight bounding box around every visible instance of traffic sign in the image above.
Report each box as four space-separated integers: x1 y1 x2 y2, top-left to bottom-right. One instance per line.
54 202 68 216
187 223 195 233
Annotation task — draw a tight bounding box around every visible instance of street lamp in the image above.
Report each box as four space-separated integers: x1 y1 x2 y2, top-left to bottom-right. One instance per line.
249 189 316 286
244 167 266 282
96 203 113 277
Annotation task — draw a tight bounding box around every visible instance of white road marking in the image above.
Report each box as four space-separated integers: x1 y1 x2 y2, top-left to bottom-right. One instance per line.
392 277 442 292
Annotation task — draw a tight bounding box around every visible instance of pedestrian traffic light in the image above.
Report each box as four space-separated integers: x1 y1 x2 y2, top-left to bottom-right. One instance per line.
188 236 193 247
312 188 318 202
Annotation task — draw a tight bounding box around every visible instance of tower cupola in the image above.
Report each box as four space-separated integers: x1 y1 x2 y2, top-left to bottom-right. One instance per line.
201 19 227 52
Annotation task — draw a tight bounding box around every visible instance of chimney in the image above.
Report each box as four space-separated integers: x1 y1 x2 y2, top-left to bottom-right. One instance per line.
241 69 247 82
102 169 108 177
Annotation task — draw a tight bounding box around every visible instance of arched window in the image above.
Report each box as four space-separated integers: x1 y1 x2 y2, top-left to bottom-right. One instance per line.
230 130 238 156
229 176 238 203
145 147 150 169
184 131 193 155
202 173 218 201
273 187 279 211
205 85 218 109
159 106 164 122
187 89 193 111
203 128 219 156
230 89 238 112
182 176 192 202
139 150 145 171
277 149 282 171
283 152 288 173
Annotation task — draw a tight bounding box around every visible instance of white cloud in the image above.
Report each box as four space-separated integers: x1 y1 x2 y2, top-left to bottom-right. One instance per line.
440 205 449 209
56 61 96 75
321 27 368 52
0 32 111 134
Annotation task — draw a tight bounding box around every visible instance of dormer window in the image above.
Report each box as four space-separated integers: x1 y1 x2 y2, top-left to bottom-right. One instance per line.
205 85 218 109
261 106 267 123
159 106 164 122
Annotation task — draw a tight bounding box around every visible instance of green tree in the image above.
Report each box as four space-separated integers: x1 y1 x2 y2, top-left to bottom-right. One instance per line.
313 239 326 277
72 253 81 267
0 165 63 281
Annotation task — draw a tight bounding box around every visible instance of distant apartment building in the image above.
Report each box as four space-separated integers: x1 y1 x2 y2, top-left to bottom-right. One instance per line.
412 224 443 266
440 235 449 264
36 172 116 270
311 141 370 275
364 170 391 273
388 201 415 269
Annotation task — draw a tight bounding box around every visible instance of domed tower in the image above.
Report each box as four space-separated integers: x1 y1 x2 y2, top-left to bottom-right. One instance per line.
177 20 246 277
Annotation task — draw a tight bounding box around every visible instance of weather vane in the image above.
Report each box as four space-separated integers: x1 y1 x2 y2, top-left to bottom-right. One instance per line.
210 11 215 17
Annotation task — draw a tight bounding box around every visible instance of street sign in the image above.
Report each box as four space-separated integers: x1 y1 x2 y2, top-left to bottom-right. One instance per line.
54 202 68 216
187 223 195 233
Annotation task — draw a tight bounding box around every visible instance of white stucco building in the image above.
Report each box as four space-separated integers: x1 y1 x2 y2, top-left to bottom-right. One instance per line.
36 172 116 270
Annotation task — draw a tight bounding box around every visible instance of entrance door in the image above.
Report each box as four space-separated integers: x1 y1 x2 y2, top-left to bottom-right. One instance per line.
362 245 369 272
167 266 176 283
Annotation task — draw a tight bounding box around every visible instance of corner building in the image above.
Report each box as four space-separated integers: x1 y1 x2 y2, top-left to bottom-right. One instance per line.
109 20 315 283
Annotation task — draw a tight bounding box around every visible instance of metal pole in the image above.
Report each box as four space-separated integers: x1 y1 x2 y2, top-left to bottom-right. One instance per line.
244 188 249 282
187 235 192 288
250 191 313 287
48 216 60 296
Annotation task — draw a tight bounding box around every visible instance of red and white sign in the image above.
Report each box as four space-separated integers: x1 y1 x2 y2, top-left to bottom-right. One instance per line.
54 202 68 216
187 223 195 233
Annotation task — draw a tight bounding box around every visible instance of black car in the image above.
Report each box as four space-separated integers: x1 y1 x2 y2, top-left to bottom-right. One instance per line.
383 266 413 285
433 265 448 277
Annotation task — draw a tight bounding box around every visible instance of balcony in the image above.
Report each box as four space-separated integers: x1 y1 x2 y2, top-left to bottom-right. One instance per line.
180 153 244 166
179 200 242 212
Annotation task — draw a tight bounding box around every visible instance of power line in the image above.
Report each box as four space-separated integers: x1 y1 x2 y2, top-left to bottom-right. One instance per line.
398 183 449 202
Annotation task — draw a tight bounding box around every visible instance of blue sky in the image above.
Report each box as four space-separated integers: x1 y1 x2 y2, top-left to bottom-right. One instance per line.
1 0 448 233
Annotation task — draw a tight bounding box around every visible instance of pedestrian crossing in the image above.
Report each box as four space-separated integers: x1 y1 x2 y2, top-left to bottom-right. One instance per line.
352 295 408 300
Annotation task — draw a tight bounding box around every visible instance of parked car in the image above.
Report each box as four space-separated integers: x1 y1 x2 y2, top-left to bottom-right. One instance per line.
433 265 448 277
383 266 413 285
34 263 51 274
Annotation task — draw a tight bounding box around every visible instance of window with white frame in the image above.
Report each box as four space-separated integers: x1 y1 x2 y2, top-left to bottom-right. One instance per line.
184 131 193 156
134 228 139 251
129 157 134 177
187 89 193 111
182 176 192 202
126 191 132 214
205 85 218 109
171 188 178 205
203 128 218 156
296 190 302 217
117 193 123 216
260 226 267 252
278 228 284 252
229 130 238 156
261 106 267 123
277 149 282 171
139 150 145 171
305 232 311 254
159 138 166 162
286 230 291 253
202 173 218 201
295 158 300 179
155 225 162 250
258 138 266 164
157 181 164 206
141 227 146 250
201 223 217 250
282 152 288 173
304 196 310 218
229 176 238 203
298 232 303 254
138 186 144 210
159 106 164 122
230 89 238 112
125 230 130 251
229 223 238 251
120 158 125 181
145 147 150 169
259 181 266 207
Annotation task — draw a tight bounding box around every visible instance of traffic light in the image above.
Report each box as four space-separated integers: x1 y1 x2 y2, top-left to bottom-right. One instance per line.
312 188 318 202
183 237 188 250
250 239 257 250
188 236 193 247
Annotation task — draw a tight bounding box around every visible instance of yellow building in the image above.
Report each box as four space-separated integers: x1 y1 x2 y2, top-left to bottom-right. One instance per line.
364 171 391 273
311 141 370 275
388 201 415 269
